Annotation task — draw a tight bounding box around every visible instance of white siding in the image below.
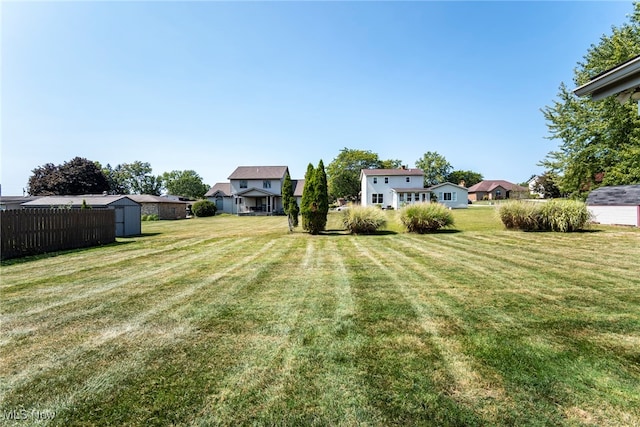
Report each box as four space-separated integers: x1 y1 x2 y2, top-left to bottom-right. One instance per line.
589 205 639 227
433 183 469 209
362 175 422 208
230 179 282 194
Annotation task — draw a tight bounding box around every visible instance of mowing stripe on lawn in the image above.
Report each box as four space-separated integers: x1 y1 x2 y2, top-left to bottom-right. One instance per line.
0 238 280 407
350 238 510 420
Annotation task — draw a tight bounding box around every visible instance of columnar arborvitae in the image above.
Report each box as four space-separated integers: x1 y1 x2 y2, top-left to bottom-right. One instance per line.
301 163 316 232
281 170 299 231
301 160 329 235
315 160 329 231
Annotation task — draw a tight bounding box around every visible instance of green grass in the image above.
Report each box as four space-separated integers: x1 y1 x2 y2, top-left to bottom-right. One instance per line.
1 210 639 426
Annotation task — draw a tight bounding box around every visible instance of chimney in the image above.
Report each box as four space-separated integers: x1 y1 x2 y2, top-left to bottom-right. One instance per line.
401 165 407 170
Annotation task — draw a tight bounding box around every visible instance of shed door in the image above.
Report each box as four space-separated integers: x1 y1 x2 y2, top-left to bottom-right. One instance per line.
115 207 124 237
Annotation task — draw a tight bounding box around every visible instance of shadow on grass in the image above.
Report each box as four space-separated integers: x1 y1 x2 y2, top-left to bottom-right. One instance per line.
1 239 140 266
318 229 399 236
406 228 461 235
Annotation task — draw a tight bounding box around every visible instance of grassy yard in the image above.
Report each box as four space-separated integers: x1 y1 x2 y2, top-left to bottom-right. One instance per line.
1 209 639 426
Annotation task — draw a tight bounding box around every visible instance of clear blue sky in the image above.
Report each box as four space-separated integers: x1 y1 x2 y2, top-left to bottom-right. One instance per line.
1 1 635 195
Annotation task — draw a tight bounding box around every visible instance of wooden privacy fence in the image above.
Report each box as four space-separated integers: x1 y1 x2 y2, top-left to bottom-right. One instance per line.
1 209 116 260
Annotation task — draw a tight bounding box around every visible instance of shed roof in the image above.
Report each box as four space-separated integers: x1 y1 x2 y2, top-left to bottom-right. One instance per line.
586 185 640 206
22 195 140 208
361 168 424 177
128 195 188 204
228 166 288 180
391 187 431 193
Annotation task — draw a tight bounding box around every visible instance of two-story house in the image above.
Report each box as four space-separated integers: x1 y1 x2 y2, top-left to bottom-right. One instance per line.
360 168 430 209
206 166 290 215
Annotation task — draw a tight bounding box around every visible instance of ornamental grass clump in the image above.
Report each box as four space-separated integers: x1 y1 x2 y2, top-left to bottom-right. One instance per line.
400 203 454 233
497 200 591 232
497 201 543 231
540 199 591 232
342 205 387 234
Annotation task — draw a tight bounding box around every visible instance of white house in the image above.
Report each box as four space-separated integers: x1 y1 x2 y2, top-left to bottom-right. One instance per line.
586 185 640 227
360 168 430 209
428 182 469 209
206 166 291 215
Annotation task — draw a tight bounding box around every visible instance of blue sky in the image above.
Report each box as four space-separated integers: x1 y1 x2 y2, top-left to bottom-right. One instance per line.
1 1 635 195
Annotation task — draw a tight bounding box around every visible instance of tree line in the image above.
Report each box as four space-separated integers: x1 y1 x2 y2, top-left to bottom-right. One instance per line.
28 157 209 200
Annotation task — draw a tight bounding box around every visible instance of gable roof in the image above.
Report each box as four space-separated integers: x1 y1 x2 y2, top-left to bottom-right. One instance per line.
22 195 140 207
205 182 231 197
292 179 304 197
361 168 424 177
586 185 640 206
467 180 528 193
428 182 469 192
228 166 288 180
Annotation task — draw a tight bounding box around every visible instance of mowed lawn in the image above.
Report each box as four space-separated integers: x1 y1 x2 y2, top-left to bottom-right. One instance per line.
1 209 639 426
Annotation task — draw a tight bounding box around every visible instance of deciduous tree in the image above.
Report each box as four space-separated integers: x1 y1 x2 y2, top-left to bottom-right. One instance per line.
28 157 109 196
541 2 640 198
415 151 453 187
118 161 163 195
446 170 483 188
162 170 209 199
326 148 401 202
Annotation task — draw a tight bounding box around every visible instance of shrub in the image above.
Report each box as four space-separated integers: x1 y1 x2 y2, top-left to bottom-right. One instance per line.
141 214 159 221
497 200 590 232
342 205 387 234
540 199 591 232
192 200 217 217
400 203 454 233
497 201 542 231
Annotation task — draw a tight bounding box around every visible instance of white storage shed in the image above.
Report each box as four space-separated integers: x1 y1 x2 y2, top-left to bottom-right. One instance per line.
586 185 640 227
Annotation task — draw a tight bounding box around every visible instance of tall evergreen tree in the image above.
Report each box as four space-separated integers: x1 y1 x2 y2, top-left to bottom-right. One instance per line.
301 163 316 232
314 160 329 231
281 169 299 231
300 161 329 234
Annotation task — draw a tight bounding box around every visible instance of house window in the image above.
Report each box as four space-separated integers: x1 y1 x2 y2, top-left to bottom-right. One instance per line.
240 180 247 189
441 192 457 201
399 193 405 202
407 193 412 202
235 197 242 205
372 194 383 204
385 177 389 184
422 193 427 201
406 177 410 183
263 180 271 189
373 177 378 184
